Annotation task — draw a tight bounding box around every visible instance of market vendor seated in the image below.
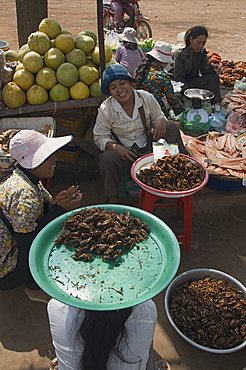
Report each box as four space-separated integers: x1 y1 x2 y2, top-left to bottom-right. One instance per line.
173 25 221 104
0 130 82 303
93 64 187 203
135 41 184 118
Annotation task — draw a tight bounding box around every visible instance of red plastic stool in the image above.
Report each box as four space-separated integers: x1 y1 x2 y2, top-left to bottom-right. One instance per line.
138 189 193 252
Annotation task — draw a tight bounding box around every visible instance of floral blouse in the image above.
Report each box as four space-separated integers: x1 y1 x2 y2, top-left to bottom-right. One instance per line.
0 167 51 278
139 61 184 117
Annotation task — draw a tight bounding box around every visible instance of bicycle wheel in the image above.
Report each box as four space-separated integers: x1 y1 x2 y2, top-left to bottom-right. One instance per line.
136 20 152 41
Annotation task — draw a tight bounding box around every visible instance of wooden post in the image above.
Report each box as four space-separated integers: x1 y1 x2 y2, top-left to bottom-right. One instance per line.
97 0 106 76
15 0 48 47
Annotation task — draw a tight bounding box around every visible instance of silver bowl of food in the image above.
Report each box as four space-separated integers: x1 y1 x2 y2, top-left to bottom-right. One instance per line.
184 88 214 101
164 268 246 354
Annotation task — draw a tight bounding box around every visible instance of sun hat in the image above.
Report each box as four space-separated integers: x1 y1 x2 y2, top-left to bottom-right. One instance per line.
101 64 136 95
146 41 173 63
9 129 72 169
118 27 138 44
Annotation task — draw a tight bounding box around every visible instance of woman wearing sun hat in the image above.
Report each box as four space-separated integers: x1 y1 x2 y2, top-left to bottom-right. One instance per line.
135 41 184 118
116 27 145 76
93 63 187 203
0 130 82 303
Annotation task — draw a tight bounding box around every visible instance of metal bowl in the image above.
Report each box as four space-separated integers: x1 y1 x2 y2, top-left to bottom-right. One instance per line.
0 40 9 51
184 88 214 101
164 268 246 353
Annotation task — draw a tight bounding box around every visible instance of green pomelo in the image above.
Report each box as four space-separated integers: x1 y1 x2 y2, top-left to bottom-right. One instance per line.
50 84 70 101
44 48 65 70
70 81 90 100
54 33 75 54
36 67 57 90
23 51 43 73
91 45 113 65
75 34 95 55
4 50 19 62
56 62 79 87
79 30 97 44
28 31 51 55
79 65 99 85
13 69 35 91
39 18 62 39
2 82 26 108
66 49 86 68
90 79 102 97
26 85 48 105
18 44 30 62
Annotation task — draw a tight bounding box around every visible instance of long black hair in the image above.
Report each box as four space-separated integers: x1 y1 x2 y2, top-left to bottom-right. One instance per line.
184 25 208 46
79 307 133 370
134 54 155 88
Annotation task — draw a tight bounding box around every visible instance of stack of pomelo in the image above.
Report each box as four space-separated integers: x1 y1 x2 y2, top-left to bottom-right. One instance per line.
2 18 115 108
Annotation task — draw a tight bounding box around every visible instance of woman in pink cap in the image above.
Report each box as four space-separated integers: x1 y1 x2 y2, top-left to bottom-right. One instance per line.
0 130 82 303
116 27 145 76
135 41 184 118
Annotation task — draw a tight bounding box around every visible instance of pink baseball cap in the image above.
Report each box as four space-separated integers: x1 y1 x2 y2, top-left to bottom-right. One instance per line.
9 129 73 169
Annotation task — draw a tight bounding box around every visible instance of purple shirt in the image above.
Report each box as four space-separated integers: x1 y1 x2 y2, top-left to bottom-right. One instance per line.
116 45 145 76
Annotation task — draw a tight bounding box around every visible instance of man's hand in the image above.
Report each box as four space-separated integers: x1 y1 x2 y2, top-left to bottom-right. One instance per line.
115 144 137 162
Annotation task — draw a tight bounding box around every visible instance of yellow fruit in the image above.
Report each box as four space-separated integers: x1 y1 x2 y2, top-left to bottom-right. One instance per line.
50 84 70 101
90 79 102 97
75 34 95 54
15 63 24 71
36 67 57 89
28 31 51 55
44 48 65 70
79 30 97 44
26 85 48 105
23 51 43 73
18 44 30 62
4 50 19 62
91 45 112 65
70 81 90 100
13 69 35 91
54 33 75 54
66 49 86 68
56 62 78 87
86 57 98 68
79 65 99 85
39 18 62 39
2 82 26 108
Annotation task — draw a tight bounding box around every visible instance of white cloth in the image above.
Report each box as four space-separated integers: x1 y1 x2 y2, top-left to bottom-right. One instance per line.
48 299 157 370
93 89 165 151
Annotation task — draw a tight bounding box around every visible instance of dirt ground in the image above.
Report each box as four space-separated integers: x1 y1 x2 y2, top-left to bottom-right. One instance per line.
1 0 246 61
0 1 246 370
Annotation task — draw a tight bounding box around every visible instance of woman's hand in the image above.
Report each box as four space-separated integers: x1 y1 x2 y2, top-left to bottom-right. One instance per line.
51 185 83 211
152 117 166 141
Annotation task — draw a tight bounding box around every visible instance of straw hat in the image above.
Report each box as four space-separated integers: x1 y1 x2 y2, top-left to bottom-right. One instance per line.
146 41 173 63
118 27 138 44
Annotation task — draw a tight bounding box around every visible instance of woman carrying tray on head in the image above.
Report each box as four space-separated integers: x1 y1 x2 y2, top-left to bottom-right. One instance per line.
93 64 187 203
0 130 82 303
173 25 221 104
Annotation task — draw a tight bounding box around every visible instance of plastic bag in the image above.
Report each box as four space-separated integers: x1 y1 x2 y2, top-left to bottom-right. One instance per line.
234 77 246 92
209 106 227 132
105 30 120 51
180 108 211 135
225 111 246 135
